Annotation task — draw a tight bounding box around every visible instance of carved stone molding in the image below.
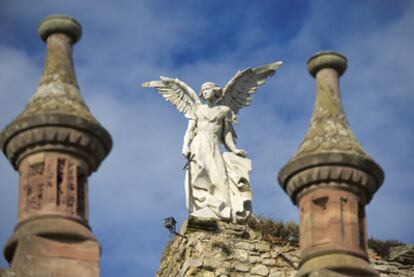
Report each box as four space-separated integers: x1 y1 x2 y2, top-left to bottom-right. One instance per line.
18 152 89 223
294 52 368 160
283 165 380 205
4 216 96 263
1 124 108 173
297 253 378 277
19 82 97 123
277 51 383 277
0 15 109 276
38 15 82 43
0 12 112 173
298 189 368 262
278 52 384 203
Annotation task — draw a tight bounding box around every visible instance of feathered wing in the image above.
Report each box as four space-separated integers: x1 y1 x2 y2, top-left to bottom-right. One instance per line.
142 76 201 118
219 61 283 114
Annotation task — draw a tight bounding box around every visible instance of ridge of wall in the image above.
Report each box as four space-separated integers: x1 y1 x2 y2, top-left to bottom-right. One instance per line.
156 217 413 277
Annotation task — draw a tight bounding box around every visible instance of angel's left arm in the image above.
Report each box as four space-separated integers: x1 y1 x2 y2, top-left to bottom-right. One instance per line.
223 110 247 157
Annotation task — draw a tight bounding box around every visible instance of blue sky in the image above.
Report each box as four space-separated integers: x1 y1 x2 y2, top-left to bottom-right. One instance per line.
1 1 413 276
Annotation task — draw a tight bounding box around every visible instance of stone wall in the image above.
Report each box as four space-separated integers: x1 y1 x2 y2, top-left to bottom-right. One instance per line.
370 248 414 277
156 216 413 277
157 217 299 277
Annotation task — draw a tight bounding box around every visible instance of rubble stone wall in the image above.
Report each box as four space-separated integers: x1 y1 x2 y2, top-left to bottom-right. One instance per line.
156 217 413 277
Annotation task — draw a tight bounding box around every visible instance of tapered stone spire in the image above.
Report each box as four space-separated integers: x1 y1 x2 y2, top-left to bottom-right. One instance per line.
0 15 111 276
278 52 384 276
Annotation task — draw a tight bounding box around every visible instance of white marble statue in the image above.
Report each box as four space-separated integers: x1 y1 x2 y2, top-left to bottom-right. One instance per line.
142 61 282 222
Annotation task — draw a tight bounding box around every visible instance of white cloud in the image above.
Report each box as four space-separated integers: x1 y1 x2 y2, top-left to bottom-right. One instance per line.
0 46 40 268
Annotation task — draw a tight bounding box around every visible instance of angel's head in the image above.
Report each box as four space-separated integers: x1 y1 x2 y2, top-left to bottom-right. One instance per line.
200 82 223 100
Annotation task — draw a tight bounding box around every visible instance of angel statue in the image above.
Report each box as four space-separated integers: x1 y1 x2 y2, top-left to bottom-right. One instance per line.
142 61 282 223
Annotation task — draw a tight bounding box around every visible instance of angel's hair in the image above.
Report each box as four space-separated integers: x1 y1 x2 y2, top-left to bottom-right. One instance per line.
200 82 223 98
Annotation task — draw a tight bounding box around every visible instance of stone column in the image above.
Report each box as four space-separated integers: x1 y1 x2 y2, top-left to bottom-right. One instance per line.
0 15 112 276
278 52 384 277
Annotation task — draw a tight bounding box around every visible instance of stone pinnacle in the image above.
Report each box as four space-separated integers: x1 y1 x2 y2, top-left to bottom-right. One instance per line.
0 14 112 172
278 51 383 204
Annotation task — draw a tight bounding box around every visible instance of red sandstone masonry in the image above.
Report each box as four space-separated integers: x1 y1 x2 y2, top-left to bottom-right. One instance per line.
0 15 112 276
278 51 384 277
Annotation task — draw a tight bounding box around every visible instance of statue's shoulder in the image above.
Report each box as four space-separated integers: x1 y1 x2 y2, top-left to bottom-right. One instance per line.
222 106 233 119
218 105 231 114
192 103 203 113
185 104 202 120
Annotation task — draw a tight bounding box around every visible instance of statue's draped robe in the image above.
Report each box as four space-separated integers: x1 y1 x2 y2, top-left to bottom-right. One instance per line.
185 105 252 221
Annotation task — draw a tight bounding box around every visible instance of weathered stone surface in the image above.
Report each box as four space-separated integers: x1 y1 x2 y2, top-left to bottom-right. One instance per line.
38 14 82 42
203 252 224 269
278 51 383 204
261 253 271 259
0 14 111 277
370 255 414 276
236 241 255 251
263 259 276 266
249 255 261 263
256 243 270 252
293 52 367 160
234 262 251 272
269 268 283 277
231 273 246 277
187 216 219 232
0 269 15 277
157 218 414 277
250 264 269 276
234 249 249 262
215 264 231 276
389 245 414 265
0 14 112 172
308 269 350 276
156 220 297 277
277 51 384 277
16 152 89 223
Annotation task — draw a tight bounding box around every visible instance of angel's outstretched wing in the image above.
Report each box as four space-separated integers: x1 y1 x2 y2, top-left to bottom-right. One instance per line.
142 76 201 118
219 61 283 114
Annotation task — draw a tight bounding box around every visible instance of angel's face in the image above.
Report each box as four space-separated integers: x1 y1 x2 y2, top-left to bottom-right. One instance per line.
201 86 216 100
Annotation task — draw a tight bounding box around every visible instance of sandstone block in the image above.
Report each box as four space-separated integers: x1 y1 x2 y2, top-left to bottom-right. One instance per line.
269 268 283 277
236 241 255 251
200 272 214 277
180 258 203 276
256 243 270 252
261 253 271 259
390 245 414 265
263 259 276 266
231 273 246 277
215 264 230 275
250 264 269 276
204 257 223 269
0 269 15 277
234 249 249 262
234 262 251 272
249 255 260 263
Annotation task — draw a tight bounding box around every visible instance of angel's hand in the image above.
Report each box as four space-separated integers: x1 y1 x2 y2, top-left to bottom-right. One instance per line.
182 148 191 159
233 149 247 157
